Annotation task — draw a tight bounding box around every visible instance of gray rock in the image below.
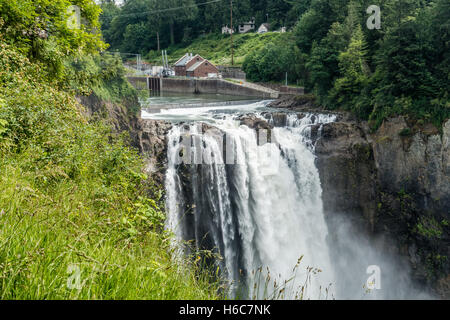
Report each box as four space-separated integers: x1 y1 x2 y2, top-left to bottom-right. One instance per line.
315 117 450 298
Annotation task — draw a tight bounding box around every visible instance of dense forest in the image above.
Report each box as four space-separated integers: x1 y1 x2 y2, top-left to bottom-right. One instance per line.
101 0 449 129
100 0 304 52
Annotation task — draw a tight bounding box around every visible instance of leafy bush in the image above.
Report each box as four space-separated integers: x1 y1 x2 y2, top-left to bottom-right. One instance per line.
0 0 105 81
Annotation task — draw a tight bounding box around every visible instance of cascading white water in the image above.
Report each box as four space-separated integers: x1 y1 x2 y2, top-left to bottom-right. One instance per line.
150 101 431 300
164 103 338 299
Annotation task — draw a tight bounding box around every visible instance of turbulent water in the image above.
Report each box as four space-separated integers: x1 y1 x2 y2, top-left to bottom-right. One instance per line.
143 101 430 300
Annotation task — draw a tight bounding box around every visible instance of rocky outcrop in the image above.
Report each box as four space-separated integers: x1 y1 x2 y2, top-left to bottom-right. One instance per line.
238 114 273 131
78 93 171 185
268 95 353 122
315 117 450 298
315 122 378 230
138 120 172 184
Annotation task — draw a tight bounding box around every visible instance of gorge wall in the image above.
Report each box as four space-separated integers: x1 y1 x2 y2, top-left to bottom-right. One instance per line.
269 97 449 298
78 93 172 185
314 117 449 298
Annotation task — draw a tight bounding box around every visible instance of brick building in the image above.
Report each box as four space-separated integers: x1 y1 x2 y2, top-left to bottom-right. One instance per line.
186 59 219 78
174 53 219 78
173 54 204 76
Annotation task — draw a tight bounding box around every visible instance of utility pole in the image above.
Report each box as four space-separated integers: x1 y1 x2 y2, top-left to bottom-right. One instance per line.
157 32 160 52
230 0 234 66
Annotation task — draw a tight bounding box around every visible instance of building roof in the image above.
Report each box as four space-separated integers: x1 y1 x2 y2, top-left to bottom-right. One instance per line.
174 53 192 67
187 60 205 72
186 59 217 72
174 54 205 67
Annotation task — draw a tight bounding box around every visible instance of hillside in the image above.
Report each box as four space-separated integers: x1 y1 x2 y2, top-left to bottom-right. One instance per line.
0 1 219 299
146 32 287 67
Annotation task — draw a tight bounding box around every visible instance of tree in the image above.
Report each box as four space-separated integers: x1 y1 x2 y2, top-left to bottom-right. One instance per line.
328 24 370 115
107 0 150 51
243 34 302 82
0 0 104 55
303 0 360 102
293 0 340 53
99 0 121 46
285 0 312 27
152 0 198 45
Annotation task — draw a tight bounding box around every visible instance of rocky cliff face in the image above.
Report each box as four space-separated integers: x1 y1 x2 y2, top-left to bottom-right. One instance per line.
78 93 171 185
314 117 450 298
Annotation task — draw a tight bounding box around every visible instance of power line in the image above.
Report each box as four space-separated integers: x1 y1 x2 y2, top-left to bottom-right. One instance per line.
112 0 225 19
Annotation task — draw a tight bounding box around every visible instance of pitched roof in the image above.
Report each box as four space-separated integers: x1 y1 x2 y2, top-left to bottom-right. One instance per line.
174 54 206 67
174 54 191 67
186 59 217 72
187 60 205 72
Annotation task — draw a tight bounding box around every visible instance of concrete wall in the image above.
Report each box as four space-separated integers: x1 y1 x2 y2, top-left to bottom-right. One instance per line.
127 77 276 98
280 86 304 95
162 78 274 98
218 66 246 80
127 77 148 90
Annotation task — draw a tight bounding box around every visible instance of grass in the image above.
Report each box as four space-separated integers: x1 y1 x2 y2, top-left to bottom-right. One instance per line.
0 161 219 299
146 32 285 67
0 40 220 300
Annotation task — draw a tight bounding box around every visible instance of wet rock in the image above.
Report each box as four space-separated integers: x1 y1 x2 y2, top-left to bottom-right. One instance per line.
238 115 273 131
271 113 288 127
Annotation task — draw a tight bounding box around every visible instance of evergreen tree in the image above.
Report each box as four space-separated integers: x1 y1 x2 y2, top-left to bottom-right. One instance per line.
329 24 370 115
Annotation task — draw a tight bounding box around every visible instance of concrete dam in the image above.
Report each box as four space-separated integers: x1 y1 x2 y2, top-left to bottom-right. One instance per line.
127 77 280 99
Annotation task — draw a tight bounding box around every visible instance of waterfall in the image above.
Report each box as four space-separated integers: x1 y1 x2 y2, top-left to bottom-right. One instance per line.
159 101 431 300
165 109 338 299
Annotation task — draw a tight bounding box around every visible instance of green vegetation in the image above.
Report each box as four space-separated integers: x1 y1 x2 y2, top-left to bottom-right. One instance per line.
242 33 302 83
399 128 413 137
243 0 449 129
0 0 220 299
99 0 302 53
147 32 284 66
100 0 449 129
416 216 444 239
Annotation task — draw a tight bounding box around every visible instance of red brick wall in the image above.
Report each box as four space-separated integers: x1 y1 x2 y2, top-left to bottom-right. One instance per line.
191 61 219 78
174 66 186 77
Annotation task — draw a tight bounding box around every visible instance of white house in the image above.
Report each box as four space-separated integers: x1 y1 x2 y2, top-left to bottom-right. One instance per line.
222 26 234 34
257 23 270 34
238 18 255 33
